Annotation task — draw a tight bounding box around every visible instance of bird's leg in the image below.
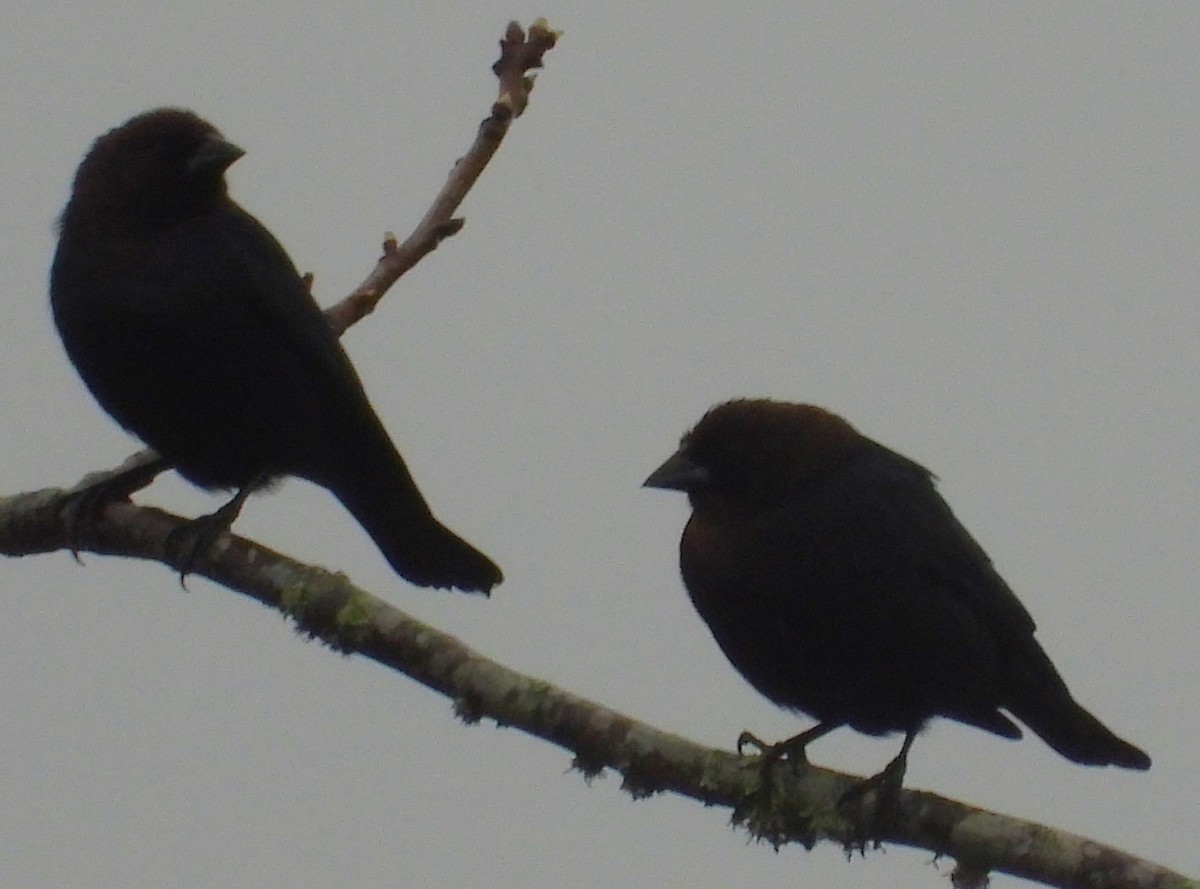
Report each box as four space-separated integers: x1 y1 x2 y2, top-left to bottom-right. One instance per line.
60 450 171 559
164 476 264 585
738 721 838 768
837 726 916 833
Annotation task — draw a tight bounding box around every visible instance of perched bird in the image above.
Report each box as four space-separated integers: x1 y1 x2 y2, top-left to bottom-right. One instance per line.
645 399 1149 779
51 108 501 594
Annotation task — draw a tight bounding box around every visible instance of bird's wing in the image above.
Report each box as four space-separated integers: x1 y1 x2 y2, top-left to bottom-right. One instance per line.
203 204 368 401
833 445 1040 641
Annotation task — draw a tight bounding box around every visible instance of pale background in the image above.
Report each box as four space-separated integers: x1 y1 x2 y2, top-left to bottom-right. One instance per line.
3 4 1196 887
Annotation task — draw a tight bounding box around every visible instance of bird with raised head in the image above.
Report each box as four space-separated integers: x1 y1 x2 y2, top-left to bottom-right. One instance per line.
51 108 501 594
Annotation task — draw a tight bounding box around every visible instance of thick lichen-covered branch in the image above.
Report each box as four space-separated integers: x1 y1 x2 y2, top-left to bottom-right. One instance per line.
0 486 1186 889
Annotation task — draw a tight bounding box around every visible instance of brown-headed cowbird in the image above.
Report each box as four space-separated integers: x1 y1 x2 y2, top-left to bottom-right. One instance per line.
645 399 1150 778
51 108 501 594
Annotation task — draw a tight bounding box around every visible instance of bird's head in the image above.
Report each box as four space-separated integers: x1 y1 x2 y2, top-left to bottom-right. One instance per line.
644 399 869 511
61 107 245 231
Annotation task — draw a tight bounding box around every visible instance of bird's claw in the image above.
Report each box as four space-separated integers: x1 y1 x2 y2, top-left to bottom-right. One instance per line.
59 486 107 561
837 759 903 808
163 488 249 586
59 477 135 559
836 748 908 844
164 515 226 587
737 731 771 757
59 451 170 561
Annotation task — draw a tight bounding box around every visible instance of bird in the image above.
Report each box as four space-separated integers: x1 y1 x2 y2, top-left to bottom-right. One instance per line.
644 398 1150 783
50 108 501 594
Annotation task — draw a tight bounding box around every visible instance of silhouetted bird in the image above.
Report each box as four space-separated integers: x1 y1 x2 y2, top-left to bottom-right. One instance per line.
645 399 1149 780
51 108 501 593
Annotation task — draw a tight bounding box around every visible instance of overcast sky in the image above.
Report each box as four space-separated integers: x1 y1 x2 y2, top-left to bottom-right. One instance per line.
3 4 1197 887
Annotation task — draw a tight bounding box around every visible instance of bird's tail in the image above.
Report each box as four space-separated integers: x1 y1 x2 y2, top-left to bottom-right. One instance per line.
1005 645 1150 770
314 435 502 595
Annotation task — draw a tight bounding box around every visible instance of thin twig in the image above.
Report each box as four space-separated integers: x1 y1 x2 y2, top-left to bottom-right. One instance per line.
324 18 559 335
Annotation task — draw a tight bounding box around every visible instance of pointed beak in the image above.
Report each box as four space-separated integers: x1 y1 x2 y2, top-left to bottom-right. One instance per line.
643 448 708 491
187 134 246 175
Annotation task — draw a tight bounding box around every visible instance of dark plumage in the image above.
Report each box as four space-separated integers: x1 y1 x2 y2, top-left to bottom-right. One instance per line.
51 108 501 593
645 398 1149 773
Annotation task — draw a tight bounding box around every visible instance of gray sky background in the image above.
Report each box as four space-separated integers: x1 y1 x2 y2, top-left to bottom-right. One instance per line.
3 4 1196 887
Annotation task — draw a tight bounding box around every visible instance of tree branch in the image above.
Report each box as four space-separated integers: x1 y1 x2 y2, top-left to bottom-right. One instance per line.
323 17 560 335
0 486 1187 889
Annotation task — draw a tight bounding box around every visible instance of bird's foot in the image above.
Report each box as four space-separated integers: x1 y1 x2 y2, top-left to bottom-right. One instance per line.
836 762 904 847
837 732 914 843
163 487 252 586
738 730 780 758
738 730 811 768
838 754 906 808
60 451 170 559
60 486 120 560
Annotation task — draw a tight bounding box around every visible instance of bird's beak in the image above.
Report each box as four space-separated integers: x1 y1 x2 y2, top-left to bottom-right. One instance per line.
643 448 708 491
187 135 246 175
